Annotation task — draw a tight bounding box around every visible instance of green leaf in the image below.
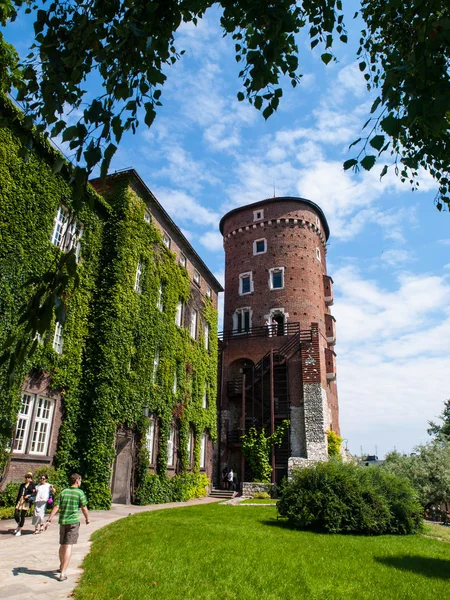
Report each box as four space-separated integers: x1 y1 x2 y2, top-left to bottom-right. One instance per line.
360 155 376 171
359 61 366 72
343 159 358 170
369 135 385 151
348 138 361 149
100 143 117 180
52 157 65 175
262 106 273 120
380 165 388 179
321 53 333 65
237 91 245 102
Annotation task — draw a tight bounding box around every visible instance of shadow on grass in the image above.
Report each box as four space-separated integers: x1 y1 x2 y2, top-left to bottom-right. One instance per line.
259 518 296 530
375 556 450 580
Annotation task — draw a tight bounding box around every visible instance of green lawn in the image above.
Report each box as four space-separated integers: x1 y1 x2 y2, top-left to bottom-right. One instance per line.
75 504 450 600
239 498 278 504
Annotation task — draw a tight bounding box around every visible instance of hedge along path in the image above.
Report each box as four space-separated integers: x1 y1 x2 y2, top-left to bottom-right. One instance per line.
0 497 221 600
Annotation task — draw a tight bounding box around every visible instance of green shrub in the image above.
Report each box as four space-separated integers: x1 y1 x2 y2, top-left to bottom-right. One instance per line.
253 492 271 499
135 472 210 505
277 460 422 535
0 482 20 507
0 506 15 519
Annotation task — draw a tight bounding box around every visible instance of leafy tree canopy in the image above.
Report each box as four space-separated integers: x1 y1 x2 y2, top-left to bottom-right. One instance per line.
427 399 450 440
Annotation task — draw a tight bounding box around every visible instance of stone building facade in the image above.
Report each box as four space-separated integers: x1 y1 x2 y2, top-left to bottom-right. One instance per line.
218 197 339 483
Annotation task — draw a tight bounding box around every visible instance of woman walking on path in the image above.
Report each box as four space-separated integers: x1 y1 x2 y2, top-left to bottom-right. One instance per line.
32 474 54 534
14 472 36 536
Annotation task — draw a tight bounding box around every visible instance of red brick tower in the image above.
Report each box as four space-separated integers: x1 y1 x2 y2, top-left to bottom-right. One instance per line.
218 197 339 483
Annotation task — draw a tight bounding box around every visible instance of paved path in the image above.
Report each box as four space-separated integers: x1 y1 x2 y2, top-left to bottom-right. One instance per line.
0 496 221 599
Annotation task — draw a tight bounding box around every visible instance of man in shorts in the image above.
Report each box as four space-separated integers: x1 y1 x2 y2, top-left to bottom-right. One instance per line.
45 473 90 581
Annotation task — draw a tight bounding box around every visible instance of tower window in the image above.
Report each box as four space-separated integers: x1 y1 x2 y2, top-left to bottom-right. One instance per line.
316 248 321 262
269 267 285 290
239 272 253 295
253 238 267 255
233 307 251 333
253 209 264 222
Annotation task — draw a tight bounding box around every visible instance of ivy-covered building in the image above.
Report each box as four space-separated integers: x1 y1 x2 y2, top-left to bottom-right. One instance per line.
0 96 222 507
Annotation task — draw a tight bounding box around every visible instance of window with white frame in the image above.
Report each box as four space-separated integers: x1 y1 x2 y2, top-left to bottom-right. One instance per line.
193 270 201 286
144 210 152 223
179 253 187 268
316 216 321 229
65 220 83 262
253 209 264 222
204 322 210 351
253 238 267 255
175 300 183 327
233 307 251 333
239 272 253 295
157 283 163 311
135 261 143 293
173 369 178 394
206 286 212 299
162 232 171 249
153 348 159 384
50 205 68 248
146 418 155 464
13 393 34 453
167 424 176 467
190 309 198 339
187 427 194 466
202 388 208 409
29 397 55 455
269 267 285 290
316 247 321 262
200 432 207 469
53 322 64 355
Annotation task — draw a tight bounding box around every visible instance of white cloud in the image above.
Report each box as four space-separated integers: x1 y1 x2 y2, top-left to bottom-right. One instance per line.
154 188 221 228
438 239 450 245
379 249 413 267
199 231 223 252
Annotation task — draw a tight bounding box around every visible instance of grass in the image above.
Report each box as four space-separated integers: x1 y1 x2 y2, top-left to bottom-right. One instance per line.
423 522 450 543
239 498 278 504
74 504 450 600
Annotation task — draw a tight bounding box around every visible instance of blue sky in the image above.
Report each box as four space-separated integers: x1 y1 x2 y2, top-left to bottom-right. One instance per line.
4 3 450 458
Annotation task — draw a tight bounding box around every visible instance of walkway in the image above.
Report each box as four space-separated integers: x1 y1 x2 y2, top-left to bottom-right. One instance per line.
0 496 221 600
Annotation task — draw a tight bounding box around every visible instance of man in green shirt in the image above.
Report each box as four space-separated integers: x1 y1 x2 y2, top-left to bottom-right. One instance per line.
45 473 90 582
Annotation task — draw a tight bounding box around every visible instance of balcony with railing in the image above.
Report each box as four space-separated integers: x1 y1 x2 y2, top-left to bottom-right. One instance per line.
219 321 313 342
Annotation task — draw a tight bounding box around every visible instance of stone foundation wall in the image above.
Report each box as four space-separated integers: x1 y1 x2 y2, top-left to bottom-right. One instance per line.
303 383 328 460
242 482 276 498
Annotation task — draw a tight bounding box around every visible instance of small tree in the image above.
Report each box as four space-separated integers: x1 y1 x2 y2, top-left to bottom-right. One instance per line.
327 430 343 457
241 420 289 483
427 400 450 440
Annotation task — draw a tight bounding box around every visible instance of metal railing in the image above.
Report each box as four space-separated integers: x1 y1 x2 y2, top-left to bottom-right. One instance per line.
219 321 301 341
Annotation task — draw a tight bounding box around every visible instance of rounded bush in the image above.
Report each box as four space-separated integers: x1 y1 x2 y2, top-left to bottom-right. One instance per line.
277 460 422 534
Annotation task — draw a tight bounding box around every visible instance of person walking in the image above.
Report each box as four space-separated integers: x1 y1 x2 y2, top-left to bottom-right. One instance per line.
227 468 234 492
32 474 54 534
13 472 36 536
45 473 90 581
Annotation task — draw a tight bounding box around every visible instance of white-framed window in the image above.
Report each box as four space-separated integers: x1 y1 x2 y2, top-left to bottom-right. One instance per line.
146 418 155 464
157 283 163 311
190 309 198 340
173 369 178 394
253 238 267 255
187 427 194 466
233 307 251 333
66 220 83 262
53 322 64 355
239 272 253 295
316 216 321 229
200 432 207 469
253 209 264 222
179 253 187 268
269 267 285 290
144 210 152 224
50 205 68 248
202 389 208 409
167 424 176 467
162 232 171 249
13 393 35 453
153 348 159 384
175 300 183 327
204 322 210 351
29 397 55 455
316 247 321 262
135 261 143 293
206 286 212 299
193 270 201 286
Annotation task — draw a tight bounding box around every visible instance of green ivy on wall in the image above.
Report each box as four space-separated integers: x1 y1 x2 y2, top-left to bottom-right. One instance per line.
0 94 107 479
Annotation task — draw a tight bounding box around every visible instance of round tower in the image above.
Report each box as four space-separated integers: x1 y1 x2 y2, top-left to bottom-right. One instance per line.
218 197 339 484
